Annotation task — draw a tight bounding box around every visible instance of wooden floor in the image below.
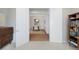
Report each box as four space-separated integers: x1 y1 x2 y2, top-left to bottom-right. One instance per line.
30 31 49 41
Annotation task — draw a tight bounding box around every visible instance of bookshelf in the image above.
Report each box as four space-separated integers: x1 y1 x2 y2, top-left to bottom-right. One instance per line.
68 12 79 48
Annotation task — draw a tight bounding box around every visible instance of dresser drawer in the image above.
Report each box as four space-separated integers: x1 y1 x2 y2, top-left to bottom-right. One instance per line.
0 34 11 48
0 28 13 37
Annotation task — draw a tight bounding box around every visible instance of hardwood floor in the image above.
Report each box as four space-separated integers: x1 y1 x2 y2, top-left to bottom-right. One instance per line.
30 31 49 41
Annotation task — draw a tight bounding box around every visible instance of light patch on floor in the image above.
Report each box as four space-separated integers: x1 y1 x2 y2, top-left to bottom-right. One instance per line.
1 41 77 50
16 41 77 50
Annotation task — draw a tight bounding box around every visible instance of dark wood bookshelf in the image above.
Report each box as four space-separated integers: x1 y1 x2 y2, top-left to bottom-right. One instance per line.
68 12 79 48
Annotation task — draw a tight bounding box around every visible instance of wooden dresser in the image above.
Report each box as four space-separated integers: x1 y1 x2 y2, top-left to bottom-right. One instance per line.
0 27 13 48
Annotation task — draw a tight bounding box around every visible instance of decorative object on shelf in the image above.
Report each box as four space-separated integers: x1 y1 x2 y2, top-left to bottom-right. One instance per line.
33 19 40 31
34 19 39 25
70 31 77 37
76 20 79 27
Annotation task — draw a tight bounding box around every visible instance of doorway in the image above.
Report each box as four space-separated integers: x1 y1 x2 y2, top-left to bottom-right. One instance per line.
29 8 49 41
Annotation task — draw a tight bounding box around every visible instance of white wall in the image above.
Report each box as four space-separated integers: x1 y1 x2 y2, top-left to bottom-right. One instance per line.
30 8 49 15
0 8 8 14
49 8 63 43
0 8 8 26
6 9 16 27
16 8 29 47
6 8 16 43
62 8 79 43
44 15 49 33
0 14 6 26
62 8 73 43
